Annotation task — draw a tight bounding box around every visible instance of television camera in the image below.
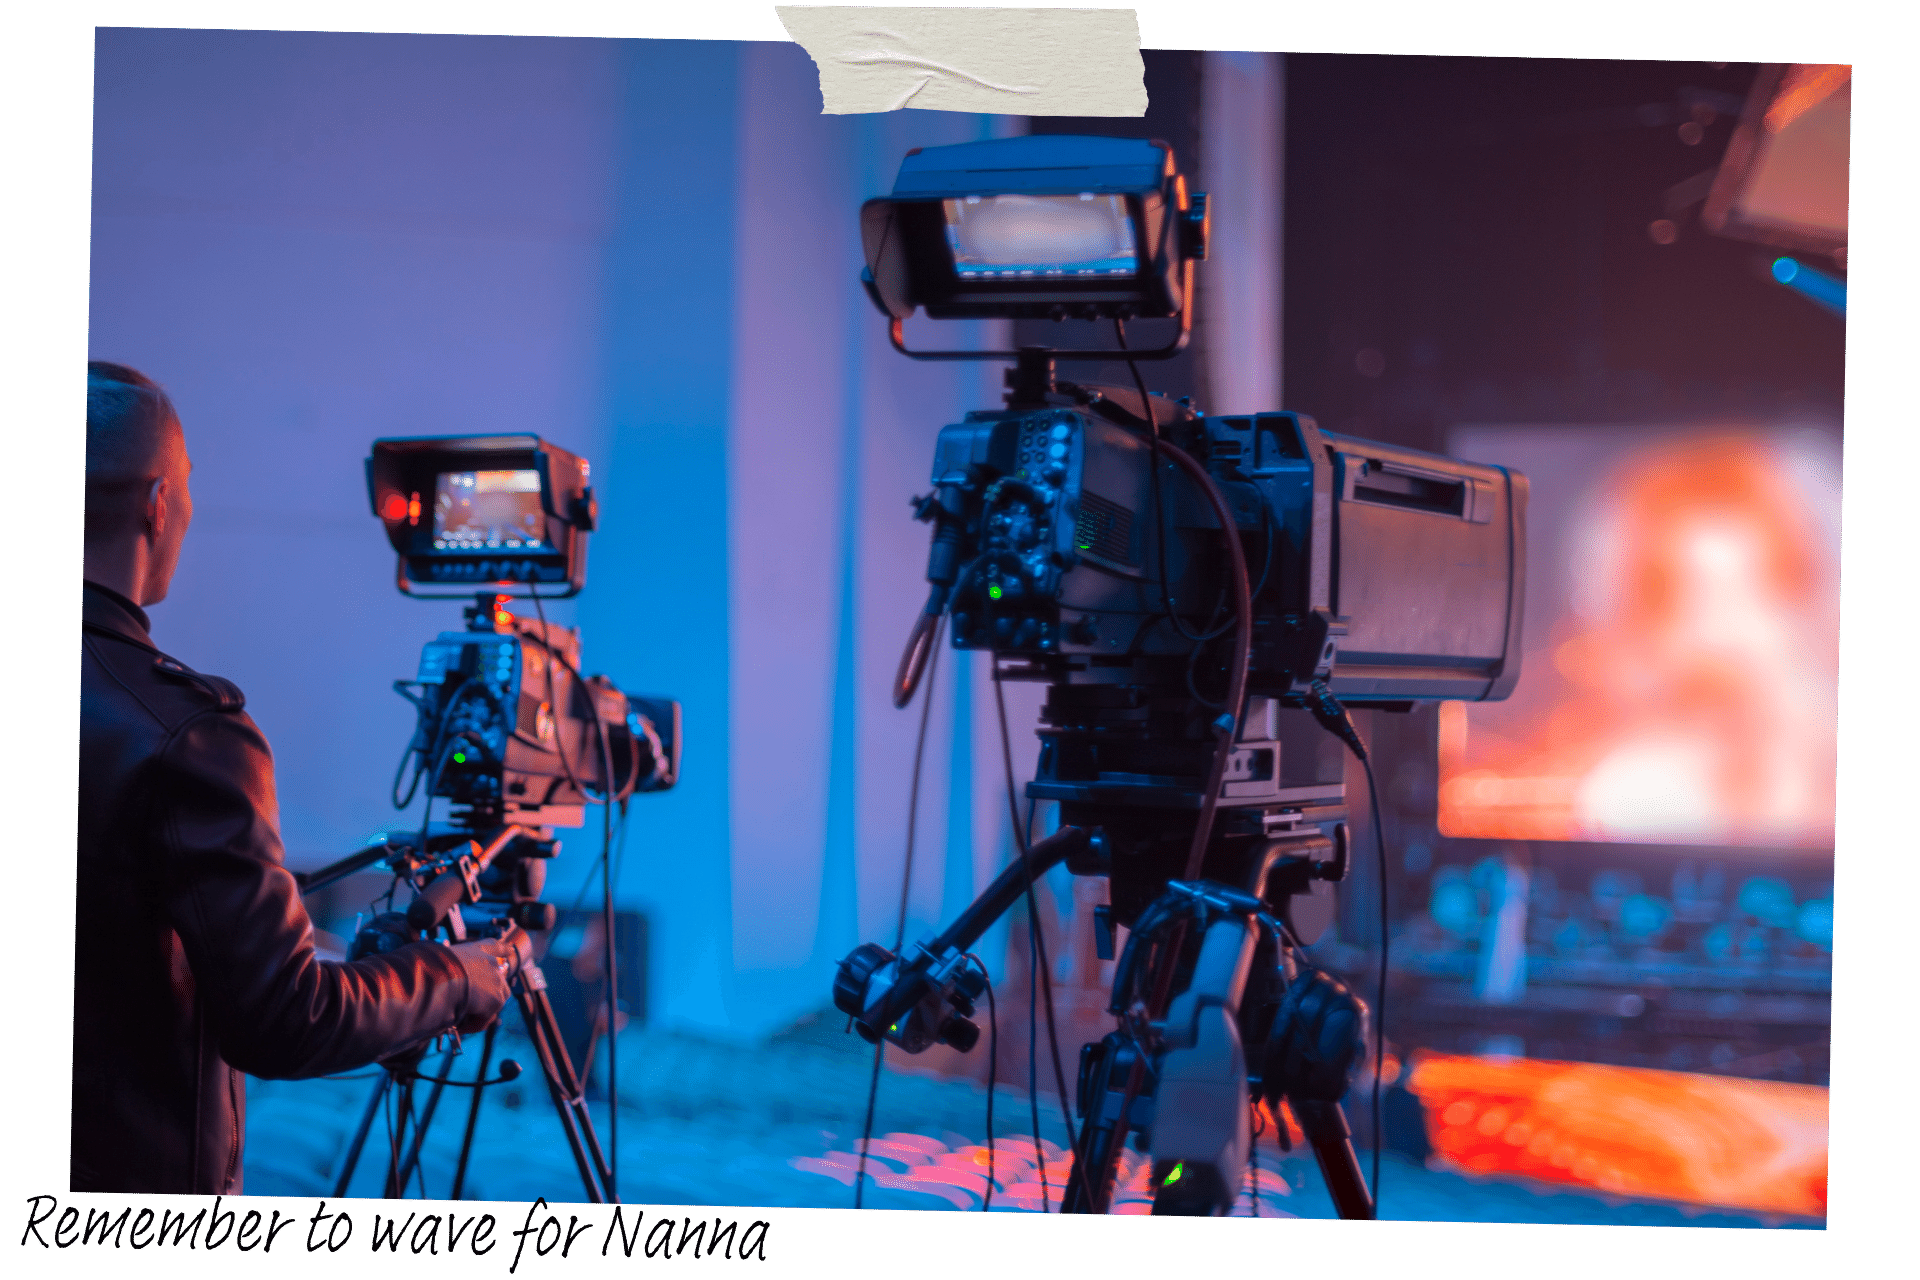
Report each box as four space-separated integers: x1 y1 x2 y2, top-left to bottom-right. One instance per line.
294 434 680 1204
832 135 1527 1216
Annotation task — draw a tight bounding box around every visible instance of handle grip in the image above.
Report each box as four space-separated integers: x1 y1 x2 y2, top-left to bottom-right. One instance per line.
407 869 468 931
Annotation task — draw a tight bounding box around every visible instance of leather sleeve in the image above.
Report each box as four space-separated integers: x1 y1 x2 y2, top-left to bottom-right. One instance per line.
151 705 481 1080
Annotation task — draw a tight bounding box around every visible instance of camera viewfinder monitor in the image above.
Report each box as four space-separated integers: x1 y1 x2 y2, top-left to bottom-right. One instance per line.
943 193 1141 279
433 468 547 552
860 134 1207 324
367 434 597 598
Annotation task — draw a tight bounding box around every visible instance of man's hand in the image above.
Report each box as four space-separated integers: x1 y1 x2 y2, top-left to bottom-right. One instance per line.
449 927 525 1033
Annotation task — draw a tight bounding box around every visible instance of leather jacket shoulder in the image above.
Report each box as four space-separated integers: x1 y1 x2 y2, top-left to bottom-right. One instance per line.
73 581 489 1195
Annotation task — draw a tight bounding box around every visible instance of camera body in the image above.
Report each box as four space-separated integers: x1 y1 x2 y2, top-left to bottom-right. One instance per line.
401 605 680 828
924 397 1526 703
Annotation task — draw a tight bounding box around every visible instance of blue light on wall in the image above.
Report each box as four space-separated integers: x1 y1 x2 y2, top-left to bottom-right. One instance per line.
88 28 1039 1040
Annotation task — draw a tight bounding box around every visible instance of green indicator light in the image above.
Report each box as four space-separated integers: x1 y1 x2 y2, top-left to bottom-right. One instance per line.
1165 1163 1184 1185
1076 541 1092 551
452 751 467 764
988 583 1003 600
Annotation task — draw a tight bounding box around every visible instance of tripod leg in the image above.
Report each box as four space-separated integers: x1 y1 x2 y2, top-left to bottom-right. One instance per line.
1063 1108 1127 1214
393 1044 459 1196
384 1075 414 1199
515 973 617 1203
331 1070 393 1197
532 983 617 1198
1294 1099 1376 1220
1062 1036 1144 1214
449 1021 499 1201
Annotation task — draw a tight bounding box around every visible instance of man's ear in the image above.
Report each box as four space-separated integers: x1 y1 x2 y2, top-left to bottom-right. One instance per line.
145 475 168 541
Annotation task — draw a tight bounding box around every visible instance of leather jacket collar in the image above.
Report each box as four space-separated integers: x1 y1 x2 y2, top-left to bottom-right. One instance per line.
82 580 156 651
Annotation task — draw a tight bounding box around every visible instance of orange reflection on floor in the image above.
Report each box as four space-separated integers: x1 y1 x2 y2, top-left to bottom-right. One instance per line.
1408 1053 1827 1217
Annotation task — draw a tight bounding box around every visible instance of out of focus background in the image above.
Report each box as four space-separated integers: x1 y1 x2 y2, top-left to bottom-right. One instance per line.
89 32 1841 1222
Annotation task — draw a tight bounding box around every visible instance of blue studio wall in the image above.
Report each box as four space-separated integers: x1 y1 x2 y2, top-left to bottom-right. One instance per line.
89 29 1046 1039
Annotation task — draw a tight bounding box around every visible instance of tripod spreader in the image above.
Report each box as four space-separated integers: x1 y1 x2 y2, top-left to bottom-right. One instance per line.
834 824 1098 1052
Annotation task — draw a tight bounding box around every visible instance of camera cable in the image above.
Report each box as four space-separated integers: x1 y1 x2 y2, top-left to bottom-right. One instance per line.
413 727 491 862
1307 679 1389 1214
1113 319 1252 884
965 951 999 1211
523 584 589 802
528 580 622 1199
991 670 1081 1192
1106 319 1256 1213
855 616 945 1208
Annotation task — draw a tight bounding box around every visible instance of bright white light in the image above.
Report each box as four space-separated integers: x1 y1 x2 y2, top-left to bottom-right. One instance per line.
1576 737 1719 839
944 194 1136 269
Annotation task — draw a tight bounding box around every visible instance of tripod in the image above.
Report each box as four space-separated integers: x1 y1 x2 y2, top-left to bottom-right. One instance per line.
297 824 619 1203
836 666 1379 1218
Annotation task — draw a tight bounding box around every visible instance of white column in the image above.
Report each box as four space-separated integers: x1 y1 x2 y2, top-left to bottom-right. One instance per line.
1200 52 1285 414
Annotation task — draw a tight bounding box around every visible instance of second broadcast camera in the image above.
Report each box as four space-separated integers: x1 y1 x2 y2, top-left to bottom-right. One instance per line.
368 433 681 830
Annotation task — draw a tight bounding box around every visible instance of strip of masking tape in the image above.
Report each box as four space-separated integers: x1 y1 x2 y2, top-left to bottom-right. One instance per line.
775 6 1146 116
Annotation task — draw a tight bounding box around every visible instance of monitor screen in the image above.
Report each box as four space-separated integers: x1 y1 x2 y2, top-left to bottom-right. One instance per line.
432 469 548 551
942 193 1138 279
1439 423 1840 849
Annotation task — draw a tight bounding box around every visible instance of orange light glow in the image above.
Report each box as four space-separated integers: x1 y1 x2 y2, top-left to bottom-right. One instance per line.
1440 429 1839 847
407 491 422 526
784 1124 1286 1215
1765 64 1850 134
1408 1053 1827 1217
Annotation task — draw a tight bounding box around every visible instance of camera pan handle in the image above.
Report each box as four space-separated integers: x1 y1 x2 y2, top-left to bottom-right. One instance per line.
404 825 532 932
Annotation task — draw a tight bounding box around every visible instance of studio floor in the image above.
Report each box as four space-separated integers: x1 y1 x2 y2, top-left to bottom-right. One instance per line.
242 1018 1822 1229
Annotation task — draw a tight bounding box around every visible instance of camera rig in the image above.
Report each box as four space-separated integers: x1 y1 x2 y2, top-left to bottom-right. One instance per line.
367 432 679 828
294 434 681 1204
832 135 1527 1216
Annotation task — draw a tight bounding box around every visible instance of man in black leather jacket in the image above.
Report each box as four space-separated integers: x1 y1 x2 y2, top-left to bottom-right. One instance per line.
74 361 517 1194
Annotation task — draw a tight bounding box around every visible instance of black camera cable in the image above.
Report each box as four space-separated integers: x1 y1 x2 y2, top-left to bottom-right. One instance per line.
1113 319 1252 885
964 951 999 1211
1106 318 1256 1214
393 675 501 820
528 580 622 1200
1025 798 1045 1209
414 727 492 862
1307 679 1389 1214
1179 503 1277 710
855 616 944 1208
991 670 1081 1199
519 585 580 798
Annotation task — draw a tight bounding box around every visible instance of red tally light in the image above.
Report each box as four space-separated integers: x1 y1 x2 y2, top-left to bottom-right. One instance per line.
380 492 408 523
407 492 422 526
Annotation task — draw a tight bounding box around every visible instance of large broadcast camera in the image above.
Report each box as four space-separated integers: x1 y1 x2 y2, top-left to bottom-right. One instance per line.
295 434 680 1204
832 135 1527 1216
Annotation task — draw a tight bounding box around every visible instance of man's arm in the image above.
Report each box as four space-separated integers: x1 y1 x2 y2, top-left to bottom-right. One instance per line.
152 705 508 1079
